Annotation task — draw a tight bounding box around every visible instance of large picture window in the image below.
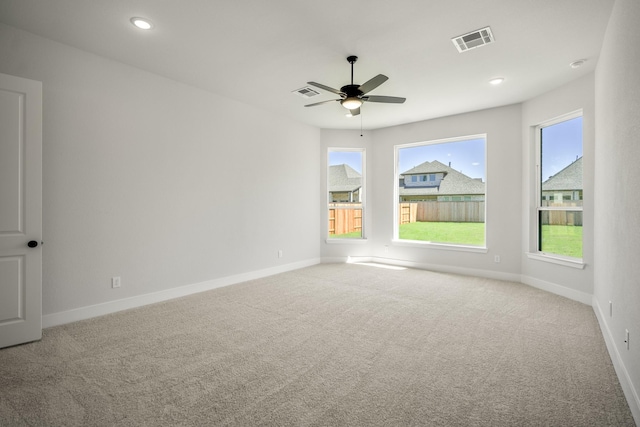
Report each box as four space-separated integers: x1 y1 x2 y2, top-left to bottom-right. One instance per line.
328 149 364 239
536 114 583 259
395 135 486 247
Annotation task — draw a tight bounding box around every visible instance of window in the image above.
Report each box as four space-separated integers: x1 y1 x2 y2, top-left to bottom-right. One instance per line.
536 113 583 259
395 135 486 247
328 149 364 239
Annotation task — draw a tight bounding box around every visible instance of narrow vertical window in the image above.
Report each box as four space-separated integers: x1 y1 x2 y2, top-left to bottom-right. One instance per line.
537 114 583 259
328 149 364 239
395 135 486 247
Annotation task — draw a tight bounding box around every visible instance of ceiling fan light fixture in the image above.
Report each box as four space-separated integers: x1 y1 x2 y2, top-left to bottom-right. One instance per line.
341 97 362 110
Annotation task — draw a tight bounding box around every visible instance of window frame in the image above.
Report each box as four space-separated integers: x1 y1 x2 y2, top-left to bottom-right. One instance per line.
327 147 366 241
534 110 584 263
393 134 487 251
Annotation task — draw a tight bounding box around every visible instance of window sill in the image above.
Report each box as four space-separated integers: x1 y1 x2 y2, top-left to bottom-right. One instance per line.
326 238 368 245
526 252 585 269
392 239 488 254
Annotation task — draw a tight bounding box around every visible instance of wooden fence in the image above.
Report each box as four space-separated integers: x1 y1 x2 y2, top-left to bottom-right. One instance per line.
540 202 583 226
399 201 485 223
399 203 417 224
329 203 362 235
330 201 579 230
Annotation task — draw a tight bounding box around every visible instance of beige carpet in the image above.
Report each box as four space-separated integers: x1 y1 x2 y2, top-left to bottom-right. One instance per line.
0 263 635 426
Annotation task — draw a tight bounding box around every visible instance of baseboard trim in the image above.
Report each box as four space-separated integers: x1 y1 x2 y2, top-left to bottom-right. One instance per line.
379 257 522 282
593 297 640 425
520 275 592 305
324 256 592 305
322 255 522 283
43 258 321 328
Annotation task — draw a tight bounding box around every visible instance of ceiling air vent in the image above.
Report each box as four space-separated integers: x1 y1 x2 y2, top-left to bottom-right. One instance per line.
452 27 495 53
292 86 321 98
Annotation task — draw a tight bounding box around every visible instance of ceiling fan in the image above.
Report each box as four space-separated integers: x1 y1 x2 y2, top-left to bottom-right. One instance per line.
305 56 406 116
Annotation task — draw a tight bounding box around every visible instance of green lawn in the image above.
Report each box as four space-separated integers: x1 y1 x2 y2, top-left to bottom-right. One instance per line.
541 225 583 258
330 231 362 239
333 222 582 258
399 221 485 246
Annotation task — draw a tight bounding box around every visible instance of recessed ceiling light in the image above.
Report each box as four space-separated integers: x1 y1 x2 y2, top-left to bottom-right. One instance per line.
570 59 587 69
489 77 504 85
130 17 154 30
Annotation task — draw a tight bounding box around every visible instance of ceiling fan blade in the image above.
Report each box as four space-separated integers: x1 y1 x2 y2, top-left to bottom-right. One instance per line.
358 74 388 94
348 107 360 116
362 95 406 104
307 82 344 96
304 99 340 107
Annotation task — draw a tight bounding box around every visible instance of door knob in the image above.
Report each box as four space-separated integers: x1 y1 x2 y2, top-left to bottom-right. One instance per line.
27 240 39 248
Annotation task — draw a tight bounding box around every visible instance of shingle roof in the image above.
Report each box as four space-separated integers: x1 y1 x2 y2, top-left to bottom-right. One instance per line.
401 161 450 175
329 164 362 193
399 160 485 196
542 157 582 191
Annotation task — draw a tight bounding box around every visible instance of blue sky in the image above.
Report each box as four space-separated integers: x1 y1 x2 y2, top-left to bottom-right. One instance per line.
329 150 363 173
329 117 581 183
328 138 486 179
398 138 486 180
541 116 583 181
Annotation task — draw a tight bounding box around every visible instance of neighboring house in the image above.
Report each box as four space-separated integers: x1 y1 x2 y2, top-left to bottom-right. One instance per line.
541 156 583 203
399 160 485 202
329 164 362 203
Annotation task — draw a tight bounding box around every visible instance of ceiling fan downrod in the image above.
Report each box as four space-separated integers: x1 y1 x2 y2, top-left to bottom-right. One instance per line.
347 55 358 85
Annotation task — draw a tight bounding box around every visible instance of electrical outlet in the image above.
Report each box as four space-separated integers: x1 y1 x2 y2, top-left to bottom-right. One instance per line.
625 329 629 350
111 276 121 288
384 245 389 253
494 255 501 263
278 250 283 259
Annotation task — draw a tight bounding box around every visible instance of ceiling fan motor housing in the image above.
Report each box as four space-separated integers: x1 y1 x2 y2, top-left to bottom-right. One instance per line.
340 84 363 98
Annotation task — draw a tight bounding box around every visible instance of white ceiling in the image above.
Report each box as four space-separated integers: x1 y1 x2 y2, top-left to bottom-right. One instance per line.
0 0 615 130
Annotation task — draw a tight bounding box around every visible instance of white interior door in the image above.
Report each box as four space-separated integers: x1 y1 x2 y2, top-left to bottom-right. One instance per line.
0 73 43 349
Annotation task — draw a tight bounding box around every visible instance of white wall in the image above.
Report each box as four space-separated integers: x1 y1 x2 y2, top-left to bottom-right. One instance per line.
520 74 595 302
594 0 640 420
0 23 321 318
321 105 523 281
